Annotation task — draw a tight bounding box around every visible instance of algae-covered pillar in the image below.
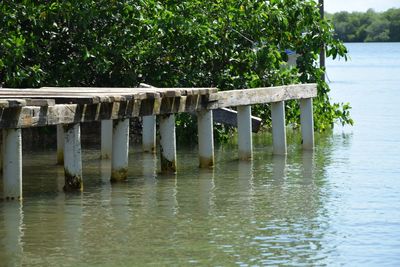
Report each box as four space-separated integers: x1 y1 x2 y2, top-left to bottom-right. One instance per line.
159 114 177 173
63 123 83 191
2 128 22 200
142 115 156 153
110 118 130 182
197 110 214 168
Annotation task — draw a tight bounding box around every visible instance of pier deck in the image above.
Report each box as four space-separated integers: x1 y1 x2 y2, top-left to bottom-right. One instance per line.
0 84 316 200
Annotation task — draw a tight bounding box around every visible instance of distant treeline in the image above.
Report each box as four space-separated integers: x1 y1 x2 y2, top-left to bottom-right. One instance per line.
326 8 400 42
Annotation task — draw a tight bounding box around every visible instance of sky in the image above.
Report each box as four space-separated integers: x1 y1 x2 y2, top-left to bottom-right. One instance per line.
324 0 400 13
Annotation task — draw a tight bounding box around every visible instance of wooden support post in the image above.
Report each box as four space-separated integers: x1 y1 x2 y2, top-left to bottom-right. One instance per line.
111 118 129 182
56 125 64 165
159 114 177 173
237 105 253 160
2 128 22 200
101 119 113 159
300 98 314 150
197 110 214 168
142 115 156 153
271 101 287 155
63 123 83 191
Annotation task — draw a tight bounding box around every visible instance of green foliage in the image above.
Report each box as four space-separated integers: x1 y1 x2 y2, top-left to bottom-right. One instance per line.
0 0 352 142
327 8 400 42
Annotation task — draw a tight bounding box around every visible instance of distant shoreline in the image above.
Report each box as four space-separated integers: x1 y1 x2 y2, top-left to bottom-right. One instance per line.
326 8 400 42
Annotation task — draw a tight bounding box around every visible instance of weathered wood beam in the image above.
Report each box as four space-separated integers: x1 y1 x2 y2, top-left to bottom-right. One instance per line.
0 94 208 128
207 84 317 109
0 99 26 108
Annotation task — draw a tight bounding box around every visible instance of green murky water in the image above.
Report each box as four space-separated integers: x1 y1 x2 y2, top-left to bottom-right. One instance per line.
1 132 338 266
1 43 400 266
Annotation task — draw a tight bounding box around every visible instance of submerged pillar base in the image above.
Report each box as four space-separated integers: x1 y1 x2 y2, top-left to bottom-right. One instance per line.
160 155 176 174
199 156 214 169
110 168 128 182
63 173 83 192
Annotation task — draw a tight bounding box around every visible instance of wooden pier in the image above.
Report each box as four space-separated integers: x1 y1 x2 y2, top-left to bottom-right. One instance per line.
0 84 316 200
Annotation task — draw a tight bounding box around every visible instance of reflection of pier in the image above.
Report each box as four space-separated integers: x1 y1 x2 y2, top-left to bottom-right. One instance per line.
0 147 321 265
0 84 316 200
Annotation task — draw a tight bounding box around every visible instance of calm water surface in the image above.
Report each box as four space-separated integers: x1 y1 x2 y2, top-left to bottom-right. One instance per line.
1 43 400 266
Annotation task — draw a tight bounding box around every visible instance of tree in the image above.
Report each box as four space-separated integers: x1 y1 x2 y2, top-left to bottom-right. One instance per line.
0 0 352 138
385 8 400 41
328 8 400 42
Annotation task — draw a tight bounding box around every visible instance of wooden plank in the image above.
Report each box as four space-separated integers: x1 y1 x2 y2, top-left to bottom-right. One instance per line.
25 99 55 106
213 108 262 133
1 87 217 96
0 94 132 104
0 95 206 128
0 99 27 108
207 84 317 109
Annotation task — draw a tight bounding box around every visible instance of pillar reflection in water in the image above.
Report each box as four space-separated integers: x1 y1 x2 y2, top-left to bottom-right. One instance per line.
63 194 83 262
140 152 158 211
272 155 287 185
238 160 255 212
142 153 157 179
156 172 179 217
302 150 315 184
1 202 24 266
198 169 216 215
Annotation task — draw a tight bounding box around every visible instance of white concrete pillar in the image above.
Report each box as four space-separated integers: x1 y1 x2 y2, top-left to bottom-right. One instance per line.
63 123 83 191
300 98 314 150
101 119 113 159
111 118 129 182
142 115 156 153
237 105 253 160
56 125 64 165
159 114 176 173
271 101 287 155
197 110 214 168
2 128 22 200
